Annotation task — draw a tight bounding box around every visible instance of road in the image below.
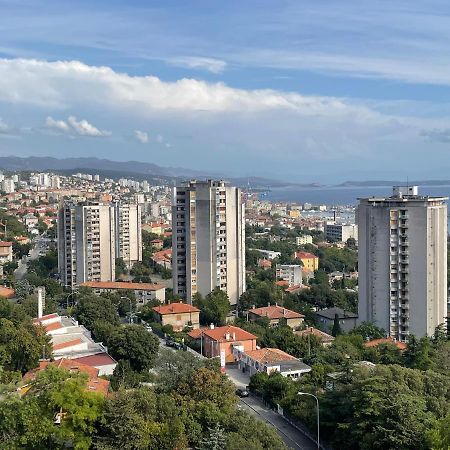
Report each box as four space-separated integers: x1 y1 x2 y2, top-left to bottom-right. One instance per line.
14 235 47 280
239 395 317 450
227 365 317 450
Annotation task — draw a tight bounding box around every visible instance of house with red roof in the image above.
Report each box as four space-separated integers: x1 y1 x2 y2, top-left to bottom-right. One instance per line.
188 325 257 364
363 337 407 351
22 358 110 396
153 302 200 331
0 241 13 264
248 304 304 329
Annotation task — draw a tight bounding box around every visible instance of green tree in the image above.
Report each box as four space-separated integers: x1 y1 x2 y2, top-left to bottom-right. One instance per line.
194 288 230 326
107 325 159 372
199 425 226 450
351 322 386 340
332 314 342 337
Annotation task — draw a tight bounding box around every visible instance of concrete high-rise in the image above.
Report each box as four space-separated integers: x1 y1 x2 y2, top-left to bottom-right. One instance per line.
358 186 448 341
58 202 116 289
172 180 245 305
113 202 142 267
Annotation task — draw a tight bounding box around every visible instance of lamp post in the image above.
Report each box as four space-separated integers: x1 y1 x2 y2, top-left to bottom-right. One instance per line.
297 392 320 450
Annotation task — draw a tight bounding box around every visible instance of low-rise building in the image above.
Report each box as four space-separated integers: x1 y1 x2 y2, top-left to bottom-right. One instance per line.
253 249 281 260
33 313 117 375
316 307 358 334
296 235 313 246
248 304 304 329
295 326 335 346
293 251 319 272
189 325 257 363
276 264 302 287
325 223 358 243
152 302 200 331
79 281 166 305
0 241 13 264
363 337 407 351
234 347 311 379
22 358 110 396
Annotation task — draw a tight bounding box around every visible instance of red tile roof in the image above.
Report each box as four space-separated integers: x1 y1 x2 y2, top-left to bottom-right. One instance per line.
80 281 164 291
294 251 317 259
71 353 117 367
202 325 257 343
44 322 63 332
32 313 59 324
53 338 82 351
364 337 407 351
23 359 109 396
248 305 304 320
0 286 15 299
295 326 335 343
245 348 297 364
275 280 289 287
0 241 12 247
153 302 200 315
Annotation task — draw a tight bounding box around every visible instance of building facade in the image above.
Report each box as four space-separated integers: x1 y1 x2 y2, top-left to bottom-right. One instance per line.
325 223 358 243
276 264 303 287
358 186 448 341
58 202 116 288
113 203 142 267
172 180 245 305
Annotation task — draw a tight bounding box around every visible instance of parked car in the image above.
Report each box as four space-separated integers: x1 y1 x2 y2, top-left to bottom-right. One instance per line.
235 388 249 398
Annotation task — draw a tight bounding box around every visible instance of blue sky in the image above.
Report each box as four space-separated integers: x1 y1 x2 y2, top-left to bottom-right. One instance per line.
0 0 450 183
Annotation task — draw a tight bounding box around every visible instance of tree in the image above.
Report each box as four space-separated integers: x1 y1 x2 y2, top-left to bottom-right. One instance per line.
332 313 342 337
74 288 120 333
115 257 127 277
351 322 386 340
194 288 230 326
426 414 450 450
107 325 159 372
199 425 226 450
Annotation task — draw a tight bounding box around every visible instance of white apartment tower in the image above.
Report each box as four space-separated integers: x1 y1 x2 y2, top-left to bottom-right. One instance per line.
358 186 447 341
172 180 245 305
58 202 116 288
113 202 142 267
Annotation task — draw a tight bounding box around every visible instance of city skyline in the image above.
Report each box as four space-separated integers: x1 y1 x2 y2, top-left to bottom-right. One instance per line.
0 1 450 182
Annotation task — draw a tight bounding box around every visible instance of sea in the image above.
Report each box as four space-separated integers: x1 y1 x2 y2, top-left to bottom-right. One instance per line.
264 185 450 207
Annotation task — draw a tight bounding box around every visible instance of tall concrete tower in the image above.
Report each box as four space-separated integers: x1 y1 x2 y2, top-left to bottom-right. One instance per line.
172 180 245 305
358 186 448 341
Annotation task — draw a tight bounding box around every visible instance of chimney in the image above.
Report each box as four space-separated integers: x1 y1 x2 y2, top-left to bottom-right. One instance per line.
267 302 270 307
225 332 230 340
37 286 45 319
252 304 256 309
283 308 286 316
232 332 236 340
210 323 215 329
275 302 278 307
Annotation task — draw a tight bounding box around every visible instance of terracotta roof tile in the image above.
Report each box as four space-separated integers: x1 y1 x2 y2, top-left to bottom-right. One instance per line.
364 337 407 351
153 302 200 315
202 325 257 342
248 305 304 320
53 338 82 350
245 348 298 364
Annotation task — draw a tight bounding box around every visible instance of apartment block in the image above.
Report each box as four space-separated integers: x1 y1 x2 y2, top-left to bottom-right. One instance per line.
358 186 447 341
325 223 358 243
276 264 303 287
172 180 245 305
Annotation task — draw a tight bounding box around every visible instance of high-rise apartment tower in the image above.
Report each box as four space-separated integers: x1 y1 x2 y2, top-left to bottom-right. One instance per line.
172 180 245 305
358 186 447 341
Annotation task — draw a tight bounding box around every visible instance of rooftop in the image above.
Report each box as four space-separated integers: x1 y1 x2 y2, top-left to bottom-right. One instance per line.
153 302 200 315
295 326 335 343
316 307 358 320
364 337 407 351
189 325 257 342
80 281 165 291
248 305 304 320
245 347 297 364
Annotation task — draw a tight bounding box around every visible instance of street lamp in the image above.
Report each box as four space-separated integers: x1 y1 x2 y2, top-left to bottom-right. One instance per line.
297 392 320 450
121 296 135 324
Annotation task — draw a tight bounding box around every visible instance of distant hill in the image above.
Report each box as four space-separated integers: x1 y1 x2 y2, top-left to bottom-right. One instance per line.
0 156 312 188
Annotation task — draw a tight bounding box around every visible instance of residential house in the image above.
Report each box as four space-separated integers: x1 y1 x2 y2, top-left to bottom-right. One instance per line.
189 325 257 363
293 251 319 272
295 326 335 347
234 347 311 379
364 337 407 351
152 302 200 331
0 242 13 264
248 305 304 329
316 307 358 333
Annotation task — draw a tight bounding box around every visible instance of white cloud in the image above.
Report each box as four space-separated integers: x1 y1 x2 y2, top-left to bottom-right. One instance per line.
0 58 379 120
134 130 149 143
0 118 10 133
167 56 227 74
45 115 111 137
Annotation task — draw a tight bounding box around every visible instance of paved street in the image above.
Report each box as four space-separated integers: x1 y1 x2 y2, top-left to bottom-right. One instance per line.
226 365 317 450
14 236 45 280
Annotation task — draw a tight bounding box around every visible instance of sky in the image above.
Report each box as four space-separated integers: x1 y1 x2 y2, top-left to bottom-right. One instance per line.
0 0 450 183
